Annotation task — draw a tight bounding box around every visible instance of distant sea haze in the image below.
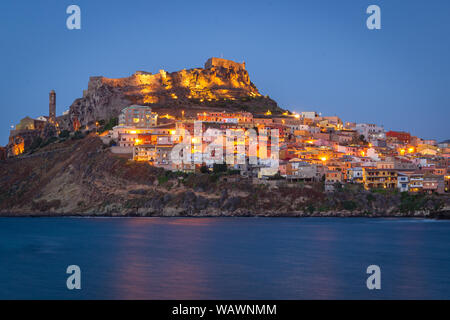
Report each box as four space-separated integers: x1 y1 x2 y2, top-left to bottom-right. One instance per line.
0 217 449 299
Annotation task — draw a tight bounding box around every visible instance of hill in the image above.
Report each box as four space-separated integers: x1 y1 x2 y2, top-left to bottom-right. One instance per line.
64 58 284 129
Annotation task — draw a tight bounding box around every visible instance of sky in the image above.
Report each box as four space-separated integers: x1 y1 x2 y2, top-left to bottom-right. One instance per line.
0 0 449 145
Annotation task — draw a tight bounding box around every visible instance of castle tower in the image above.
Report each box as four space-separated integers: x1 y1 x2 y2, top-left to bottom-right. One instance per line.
49 90 56 123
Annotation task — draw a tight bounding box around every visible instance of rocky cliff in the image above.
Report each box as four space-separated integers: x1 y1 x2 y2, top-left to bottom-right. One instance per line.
66 58 282 129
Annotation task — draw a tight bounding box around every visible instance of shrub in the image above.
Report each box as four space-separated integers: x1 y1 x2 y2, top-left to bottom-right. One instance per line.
366 193 375 202
399 193 426 213
213 163 227 174
41 136 58 147
28 137 43 151
157 175 169 185
209 174 220 183
72 131 85 140
227 169 241 175
334 182 343 191
99 118 118 133
342 200 357 211
59 130 70 139
306 205 315 214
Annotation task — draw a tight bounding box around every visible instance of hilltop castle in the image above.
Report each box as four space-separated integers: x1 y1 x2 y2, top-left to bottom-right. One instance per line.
64 57 279 129
204 57 246 71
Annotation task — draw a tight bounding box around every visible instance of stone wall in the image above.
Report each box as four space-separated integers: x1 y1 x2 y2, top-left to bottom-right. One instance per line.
204 57 245 71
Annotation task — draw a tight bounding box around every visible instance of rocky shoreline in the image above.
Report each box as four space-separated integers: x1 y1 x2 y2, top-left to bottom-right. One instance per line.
1 209 449 219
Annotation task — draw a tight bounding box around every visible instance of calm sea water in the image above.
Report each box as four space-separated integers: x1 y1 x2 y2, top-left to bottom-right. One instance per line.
0 217 449 300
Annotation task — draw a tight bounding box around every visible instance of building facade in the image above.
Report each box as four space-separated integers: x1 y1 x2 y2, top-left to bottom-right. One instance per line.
119 105 158 128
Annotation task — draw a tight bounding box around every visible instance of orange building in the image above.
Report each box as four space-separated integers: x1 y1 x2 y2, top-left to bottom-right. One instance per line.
363 169 398 190
326 170 343 183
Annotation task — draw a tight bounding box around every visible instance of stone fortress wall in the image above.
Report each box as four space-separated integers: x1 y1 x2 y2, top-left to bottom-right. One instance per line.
204 57 246 71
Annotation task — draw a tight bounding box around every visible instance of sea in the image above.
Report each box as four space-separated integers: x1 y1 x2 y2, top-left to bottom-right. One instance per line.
0 217 449 299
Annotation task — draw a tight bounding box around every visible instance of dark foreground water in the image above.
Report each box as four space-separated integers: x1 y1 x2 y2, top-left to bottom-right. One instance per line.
0 217 449 299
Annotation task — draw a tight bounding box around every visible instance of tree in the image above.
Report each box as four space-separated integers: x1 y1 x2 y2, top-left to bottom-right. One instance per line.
59 130 70 139
72 131 85 140
213 163 227 174
99 118 118 133
29 137 43 151
334 182 343 191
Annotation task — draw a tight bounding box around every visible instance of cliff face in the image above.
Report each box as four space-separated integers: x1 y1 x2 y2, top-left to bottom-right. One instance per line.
66 59 282 128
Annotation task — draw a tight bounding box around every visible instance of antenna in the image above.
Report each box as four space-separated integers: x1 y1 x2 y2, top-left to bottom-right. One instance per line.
220 53 223 58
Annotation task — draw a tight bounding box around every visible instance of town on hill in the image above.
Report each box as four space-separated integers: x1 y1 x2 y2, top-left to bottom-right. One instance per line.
0 58 449 216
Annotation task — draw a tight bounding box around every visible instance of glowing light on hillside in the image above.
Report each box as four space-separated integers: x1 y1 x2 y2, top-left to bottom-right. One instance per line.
265 110 272 116
408 147 415 153
12 140 25 156
320 156 327 162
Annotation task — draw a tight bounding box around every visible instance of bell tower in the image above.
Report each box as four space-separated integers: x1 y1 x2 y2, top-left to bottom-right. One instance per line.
49 90 56 123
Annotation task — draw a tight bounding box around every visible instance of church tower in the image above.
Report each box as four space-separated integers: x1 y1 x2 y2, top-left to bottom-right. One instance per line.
49 90 56 123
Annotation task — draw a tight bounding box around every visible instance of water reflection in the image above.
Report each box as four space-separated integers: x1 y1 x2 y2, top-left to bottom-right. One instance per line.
0 217 449 299
111 218 214 299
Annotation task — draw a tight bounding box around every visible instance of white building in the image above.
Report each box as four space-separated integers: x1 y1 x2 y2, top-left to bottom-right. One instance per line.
355 123 385 141
299 111 319 119
286 159 319 181
119 105 158 128
36 116 48 122
397 173 409 192
288 124 314 134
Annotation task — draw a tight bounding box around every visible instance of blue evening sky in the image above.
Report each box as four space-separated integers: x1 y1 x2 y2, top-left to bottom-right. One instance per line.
0 0 449 145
